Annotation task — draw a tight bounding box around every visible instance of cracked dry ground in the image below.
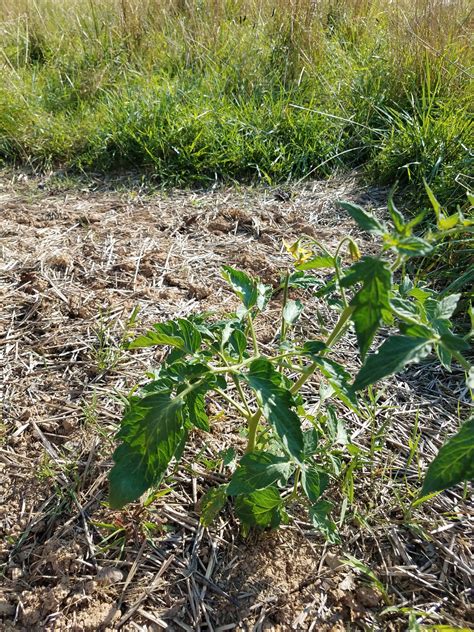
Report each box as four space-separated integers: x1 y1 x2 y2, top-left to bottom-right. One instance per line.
1 173 472 631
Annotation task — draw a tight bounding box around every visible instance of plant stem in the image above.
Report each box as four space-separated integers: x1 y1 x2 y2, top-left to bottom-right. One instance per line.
248 313 259 355
290 304 354 395
334 237 351 308
231 374 253 417
291 467 301 499
280 269 290 343
214 388 249 418
246 410 261 453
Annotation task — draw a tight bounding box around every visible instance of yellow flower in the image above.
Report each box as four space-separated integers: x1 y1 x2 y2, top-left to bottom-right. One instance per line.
283 239 313 266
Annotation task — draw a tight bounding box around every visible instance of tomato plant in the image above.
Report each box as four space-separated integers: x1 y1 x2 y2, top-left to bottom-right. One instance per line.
108 186 472 536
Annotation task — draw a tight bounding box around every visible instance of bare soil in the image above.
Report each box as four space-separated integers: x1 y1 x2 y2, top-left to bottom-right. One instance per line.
1 171 472 631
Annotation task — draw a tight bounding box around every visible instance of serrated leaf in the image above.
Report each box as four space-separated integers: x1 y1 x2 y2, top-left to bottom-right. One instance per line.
257 282 272 310
130 321 184 349
221 266 258 309
398 323 434 338
303 428 319 456
185 392 209 431
227 452 293 495
302 340 327 356
309 500 340 543
301 466 329 503
339 201 386 236
221 320 248 359
109 443 153 509
244 358 304 461
109 393 185 509
390 296 418 321
326 406 349 445
341 257 392 359
296 255 335 270
353 335 433 391
234 486 286 530
394 236 433 257
422 417 474 495
130 319 201 353
433 294 461 320
286 271 323 289
200 485 228 526
440 332 469 353
283 299 304 325
305 355 358 410
177 319 202 353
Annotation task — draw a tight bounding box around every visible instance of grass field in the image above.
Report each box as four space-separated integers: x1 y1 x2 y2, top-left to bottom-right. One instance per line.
0 0 472 203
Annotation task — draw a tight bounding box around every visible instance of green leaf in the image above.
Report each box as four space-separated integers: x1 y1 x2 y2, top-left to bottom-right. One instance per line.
257 282 272 310
341 257 392 359
109 393 185 509
109 444 153 509
245 358 304 461
185 392 209 431
422 417 474 495
177 319 202 353
304 355 358 410
393 236 433 257
387 189 406 234
438 212 460 230
130 319 202 353
405 209 427 231
227 452 293 495
200 485 228 526
432 294 461 320
301 466 329 503
130 321 184 349
440 332 469 353
339 201 386 236
353 335 433 391
302 428 319 456
440 265 474 296
424 179 442 220
296 255 335 270
309 500 340 543
221 266 258 309
301 340 327 356
326 406 349 445
286 271 323 289
283 299 304 325
234 486 287 530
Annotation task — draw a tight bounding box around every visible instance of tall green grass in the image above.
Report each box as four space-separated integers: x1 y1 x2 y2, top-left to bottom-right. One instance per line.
0 0 472 202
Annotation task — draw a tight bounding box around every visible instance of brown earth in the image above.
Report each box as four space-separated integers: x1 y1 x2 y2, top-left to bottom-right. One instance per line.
0 171 472 631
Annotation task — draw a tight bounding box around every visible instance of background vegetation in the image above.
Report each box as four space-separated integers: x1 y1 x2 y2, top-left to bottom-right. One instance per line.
0 0 472 203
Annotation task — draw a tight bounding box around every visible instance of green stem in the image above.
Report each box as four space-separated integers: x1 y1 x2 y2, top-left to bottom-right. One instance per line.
231 375 253 417
248 313 259 355
290 467 301 500
214 388 249 418
290 304 354 395
334 237 352 308
451 349 471 372
246 410 262 453
280 269 290 343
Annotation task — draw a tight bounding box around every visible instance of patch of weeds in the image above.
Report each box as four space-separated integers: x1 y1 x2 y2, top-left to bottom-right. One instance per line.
89 306 139 374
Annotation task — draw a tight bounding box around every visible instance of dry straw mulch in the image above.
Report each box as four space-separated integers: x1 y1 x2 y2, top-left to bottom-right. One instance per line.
0 171 472 631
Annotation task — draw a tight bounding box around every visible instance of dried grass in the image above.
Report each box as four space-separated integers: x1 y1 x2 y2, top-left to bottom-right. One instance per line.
0 170 472 630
